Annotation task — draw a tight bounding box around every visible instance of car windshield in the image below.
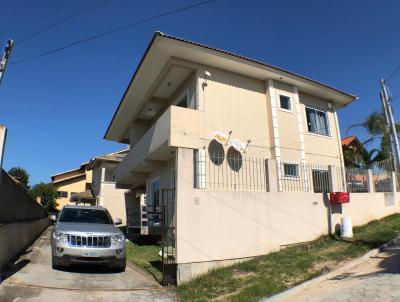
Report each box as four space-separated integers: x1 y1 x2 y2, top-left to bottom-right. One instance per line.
59 208 113 224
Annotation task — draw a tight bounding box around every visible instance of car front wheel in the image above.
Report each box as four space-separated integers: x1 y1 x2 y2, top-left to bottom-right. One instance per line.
112 258 126 273
51 254 58 270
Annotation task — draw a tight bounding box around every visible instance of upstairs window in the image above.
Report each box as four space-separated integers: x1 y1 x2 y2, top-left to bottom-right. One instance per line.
56 191 68 198
306 107 330 136
279 95 292 111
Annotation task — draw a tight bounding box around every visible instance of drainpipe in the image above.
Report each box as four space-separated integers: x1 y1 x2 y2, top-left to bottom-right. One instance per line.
332 104 346 192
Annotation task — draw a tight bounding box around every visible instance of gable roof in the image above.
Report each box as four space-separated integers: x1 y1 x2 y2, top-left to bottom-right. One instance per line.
342 136 359 147
104 32 357 142
86 149 129 170
50 162 88 182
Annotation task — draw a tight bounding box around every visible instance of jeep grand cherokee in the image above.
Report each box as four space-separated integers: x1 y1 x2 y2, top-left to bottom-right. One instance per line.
51 205 126 272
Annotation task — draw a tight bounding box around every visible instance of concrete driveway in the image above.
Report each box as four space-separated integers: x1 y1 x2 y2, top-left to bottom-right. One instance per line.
0 227 177 302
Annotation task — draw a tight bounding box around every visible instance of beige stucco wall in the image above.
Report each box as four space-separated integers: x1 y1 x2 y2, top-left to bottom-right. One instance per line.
175 148 400 282
198 65 271 158
146 157 176 202
90 163 129 226
118 62 348 188
299 92 342 166
98 182 128 226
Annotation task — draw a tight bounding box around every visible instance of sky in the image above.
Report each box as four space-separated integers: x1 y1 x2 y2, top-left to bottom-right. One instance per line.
1 0 400 185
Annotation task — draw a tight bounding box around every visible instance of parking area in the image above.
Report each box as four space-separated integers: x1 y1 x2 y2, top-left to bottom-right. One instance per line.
0 227 177 302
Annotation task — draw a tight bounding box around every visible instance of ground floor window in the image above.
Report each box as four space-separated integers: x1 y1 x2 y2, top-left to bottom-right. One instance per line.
312 169 330 193
283 163 299 178
194 149 206 189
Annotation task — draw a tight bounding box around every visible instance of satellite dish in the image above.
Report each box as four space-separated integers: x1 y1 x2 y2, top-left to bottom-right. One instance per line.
229 139 251 153
212 131 231 145
229 139 247 152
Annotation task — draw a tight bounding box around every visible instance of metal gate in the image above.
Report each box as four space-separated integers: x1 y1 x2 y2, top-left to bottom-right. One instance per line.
161 189 176 286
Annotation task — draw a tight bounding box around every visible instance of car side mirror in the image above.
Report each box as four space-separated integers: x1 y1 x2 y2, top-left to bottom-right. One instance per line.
114 218 122 225
49 214 56 222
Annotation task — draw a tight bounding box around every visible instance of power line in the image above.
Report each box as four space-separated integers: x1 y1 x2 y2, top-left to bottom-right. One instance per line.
9 0 219 66
15 0 113 45
390 91 400 102
385 65 400 82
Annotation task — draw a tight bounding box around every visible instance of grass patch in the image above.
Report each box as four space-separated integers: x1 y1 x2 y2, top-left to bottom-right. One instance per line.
178 214 400 302
126 241 162 283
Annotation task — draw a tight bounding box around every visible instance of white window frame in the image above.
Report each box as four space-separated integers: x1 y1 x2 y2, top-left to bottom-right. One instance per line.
194 149 206 189
174 89 189 108
282 162 300 179
305 106 331 137
278 94 293 113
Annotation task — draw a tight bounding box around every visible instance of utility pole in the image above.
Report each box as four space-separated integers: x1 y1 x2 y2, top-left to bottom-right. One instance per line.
0 125 6 184
0 39 14 86
380 78 400 172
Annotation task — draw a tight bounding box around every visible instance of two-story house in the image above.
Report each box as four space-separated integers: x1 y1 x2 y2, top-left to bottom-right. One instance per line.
86 149 130 226
51 163 93 210
104 32 357 284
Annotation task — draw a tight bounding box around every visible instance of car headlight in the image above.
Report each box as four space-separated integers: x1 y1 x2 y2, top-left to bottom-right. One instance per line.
53 232 68 243
111 234 125 247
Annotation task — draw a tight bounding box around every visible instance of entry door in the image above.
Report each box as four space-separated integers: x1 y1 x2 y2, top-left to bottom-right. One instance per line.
150 178 160 207
149 178 161 226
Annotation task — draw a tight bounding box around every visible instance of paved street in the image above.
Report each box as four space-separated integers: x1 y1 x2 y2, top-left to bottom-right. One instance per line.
0 227 177 302
281 246 400 302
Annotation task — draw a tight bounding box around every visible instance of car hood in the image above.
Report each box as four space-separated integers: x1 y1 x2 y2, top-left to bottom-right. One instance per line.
55 222 122 235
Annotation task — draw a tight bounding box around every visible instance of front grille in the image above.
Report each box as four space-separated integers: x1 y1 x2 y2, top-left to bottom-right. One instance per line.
68 235 111 248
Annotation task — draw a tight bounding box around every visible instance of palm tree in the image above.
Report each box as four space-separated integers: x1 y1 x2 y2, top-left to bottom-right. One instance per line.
347 111 398 166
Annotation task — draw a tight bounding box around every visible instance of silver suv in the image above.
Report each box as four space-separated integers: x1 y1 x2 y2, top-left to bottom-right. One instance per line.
51 205 126 272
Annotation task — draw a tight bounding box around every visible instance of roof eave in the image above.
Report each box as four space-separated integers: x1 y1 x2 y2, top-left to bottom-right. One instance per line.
104 32 357 141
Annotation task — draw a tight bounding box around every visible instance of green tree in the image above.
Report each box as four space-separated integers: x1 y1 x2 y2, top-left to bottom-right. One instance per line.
29 183 58 213
348 111 400 165
8 166 30 189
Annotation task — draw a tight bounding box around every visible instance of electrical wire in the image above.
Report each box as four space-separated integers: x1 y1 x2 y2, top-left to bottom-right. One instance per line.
9 0 219 66
390 91 400 102
15 0 113 45
385 65 400 82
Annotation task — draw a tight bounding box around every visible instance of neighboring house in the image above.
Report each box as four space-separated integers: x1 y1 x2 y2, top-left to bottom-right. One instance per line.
87 149 130 226
342 135 368 167
51 163 94 210
103 32 358 283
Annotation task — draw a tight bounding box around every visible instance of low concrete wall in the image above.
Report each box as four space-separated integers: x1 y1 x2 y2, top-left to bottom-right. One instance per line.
175 148 400 284
0 169 49 278
0 169 47 223
341 192 399 226
0 218 50 271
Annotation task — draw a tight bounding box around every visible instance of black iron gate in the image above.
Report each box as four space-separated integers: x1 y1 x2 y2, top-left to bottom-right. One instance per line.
161 189 176 286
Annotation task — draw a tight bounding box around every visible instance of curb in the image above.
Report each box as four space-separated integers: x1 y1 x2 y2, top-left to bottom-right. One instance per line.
260 236 400 302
